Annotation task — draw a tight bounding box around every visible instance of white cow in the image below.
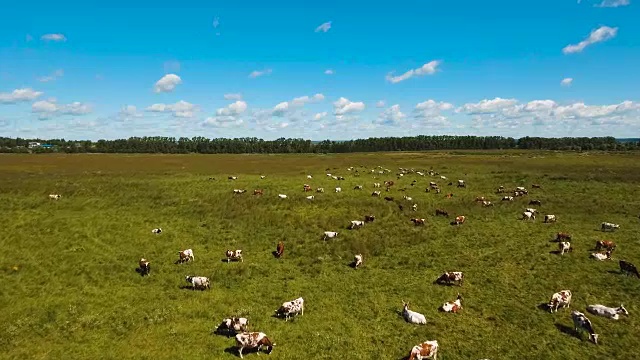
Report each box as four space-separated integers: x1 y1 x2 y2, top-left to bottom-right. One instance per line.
335 187 342 193
306 195 315 200
373 182 381 188
522 211 535 220
559 241 572 255
235 332 275 359
440 293 463 313
408 340 438 360
403 195 413 202
307 175 313 179
316 187 325 193
601 222 620 232
185 275 210 290
323 231 338 240
225 249 243 262
544 214 557 223
372 191 381 197
502 196 514 201
402 301 427 324
525 208 537 214
548 290 572 313
353 254 363 269
412 204 418 212
260 175 266 179
278 194 288 199
275 297 304 321
178 249 194 263
216 317 249 336
151 228 163 234
572 310 599 344
590 251 612 261
49 194 61 200
349 220 364 230
233 189 247 194
586 304 629 320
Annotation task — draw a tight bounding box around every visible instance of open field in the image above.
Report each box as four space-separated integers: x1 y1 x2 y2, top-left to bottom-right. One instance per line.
1 151 640 360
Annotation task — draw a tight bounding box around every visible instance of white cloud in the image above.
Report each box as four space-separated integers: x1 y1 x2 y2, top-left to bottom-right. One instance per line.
561 78 574 87
38 69 64 83
386 60 441 84
457 97 518 114
325 69 334 75
272 94 324 117
415 99 454 111
333 97 365 116
562 26 618 54
595 0 630 7
375 104 406 126
146 100 197 118
224 93 243 100
216 101 248 116
153 74 182 93
249 69 272 78
315 21 332 33
204 100 249 128
41 34 66 42
0 88 43 104
119 105 143 118
314 112 327 120
31 99 92 119
413 100 454 128
376 100 385 108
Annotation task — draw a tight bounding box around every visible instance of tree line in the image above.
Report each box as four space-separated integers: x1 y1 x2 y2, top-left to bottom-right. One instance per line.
0 135 637 154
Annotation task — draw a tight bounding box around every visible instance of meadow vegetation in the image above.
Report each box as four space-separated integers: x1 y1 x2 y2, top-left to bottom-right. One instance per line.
1 151 640 360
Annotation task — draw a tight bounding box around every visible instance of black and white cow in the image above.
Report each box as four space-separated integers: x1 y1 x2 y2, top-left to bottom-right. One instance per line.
215 317 249 336
274 297 304 321
571 310 599 344
185 275 210 290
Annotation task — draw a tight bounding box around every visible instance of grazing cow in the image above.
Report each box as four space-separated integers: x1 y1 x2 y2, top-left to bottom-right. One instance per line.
529 199 542 206
595 240 616 252
226 249 243 262
525 208 537 214
453 215 466 225
590 251 612 261
364 215 376 223
306 195 314 200
482 200 494 207
316 187 325 193
457 180 466 188
384 180 395 188
384 196 394 201
445 193 454 199
323 231 339 240
303 184 312 192
548 290 572 313
307 175 313 179
436 272 464 286
253 189 264 196
601 222 620 232
354 185 363 190
571 311 599 344
475 196 486 202
402 301 427 324
559 242 572 255
411 218 426 226
435 188 441 194
440 293 463 313
278 194 288 199
235 332 275 359
522 211 535 221
139 258 150 276
502 196 514 201
496 186 505 194
435 209 449 217
403 195 413 202
260 175 266 179
372 191 381 197
373 182 381 188
275 241 284 258
532 184 542 189
556 232 572 242
233 189 247 194
441 176 447 180
408 340 438 360
274 297 304 321
353 254 363 269
544 214 557 223
151 228 162 234
429 181 438 188
412 204 418 212
49 194 61 200
425 187 431 193
185 275 210 290
349 220 365 230
620 260 640 278
587 304 629 320
178 249 194 263
335 187 342 193
216 317 249 336
228 176 238 180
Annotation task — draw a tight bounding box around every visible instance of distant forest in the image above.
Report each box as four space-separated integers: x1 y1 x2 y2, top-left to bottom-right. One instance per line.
0 135 638 154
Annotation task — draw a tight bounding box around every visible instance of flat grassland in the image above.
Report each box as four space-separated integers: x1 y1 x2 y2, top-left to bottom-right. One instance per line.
1 151 640 360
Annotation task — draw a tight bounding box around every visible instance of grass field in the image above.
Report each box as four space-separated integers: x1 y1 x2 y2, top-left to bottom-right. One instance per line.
1 151 640 360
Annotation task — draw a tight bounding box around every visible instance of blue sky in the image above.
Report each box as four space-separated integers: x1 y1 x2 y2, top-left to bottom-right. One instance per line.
1 0 639 140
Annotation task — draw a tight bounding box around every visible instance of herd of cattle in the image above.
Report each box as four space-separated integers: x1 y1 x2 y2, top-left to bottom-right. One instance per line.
49 165 639 358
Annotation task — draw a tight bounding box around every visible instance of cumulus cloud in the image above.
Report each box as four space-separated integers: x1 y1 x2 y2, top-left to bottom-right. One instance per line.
31 99 92 119
0 88 43 104
153 74 182 93
595 0 630 7
386 60 441 84
249 69 272 78
119 105 143 118
333 97 365 116
146 100 197 118
224 93 243 100
38 69 64 83
376 100 386 108
272 94 324 117
413 100 455 128
563 26 618 54
203 101 248 128
457 97 518 114
41 34 66 42
315 21 332 33
314 112 327 120
324 69 334 75
374 104 406 126
561 78 574 87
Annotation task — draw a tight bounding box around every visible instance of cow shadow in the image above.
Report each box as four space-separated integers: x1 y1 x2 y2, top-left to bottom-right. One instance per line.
224 346 241 358
179 285 207 291
221 258 242 263
607 270 623 275
537 303 550 312
555 323 577 338
272 251 282 258
134 267 149 277
549 250 561 255
348 261 358 269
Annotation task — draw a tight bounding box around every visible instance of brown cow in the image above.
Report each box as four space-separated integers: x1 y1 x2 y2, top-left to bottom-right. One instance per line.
445 193 454 199
435 208 449 217
453 215 466 225
595 240 616 252
411 218 426 226
408 340 438 360
235 332 275 359
303 184 312 192
253 189 264 196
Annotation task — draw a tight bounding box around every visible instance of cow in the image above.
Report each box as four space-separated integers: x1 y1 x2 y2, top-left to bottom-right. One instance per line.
402 301 427 325
590 251 612 261
403 195 413 202
525 208 537 214
228 176 238 180
305 195 314 200
151 228 162 234
185 275 210 290
522 211 535 221
425 187 431 193
372 191 381 197
435 209 449 217
278 194 288 199
482 200 494 207
556 232 572 242
303 184 312 192
496 186 505 194
435 272 464 286
435 188 441 194
453 215 466 225
429 181 438 189
620 260 640 278
502 196 514 201
307 175 313 179
323 231 339 240
457 180 466 188
235 332 275 359
384 180 395 188
226 249 243 262
349 220 365 230
408 340 438 360
475 196 486 202
260 175 266 179
253 189 264 196
384 196 394 201
373 182 381 188
274 297 304 321
544 214 557 223
316 187 325 193
587 304 629 320
233 189 247 194
178 249 194 263
139 258 150 276
532 184 542 189
411 204 418 212
601 222 620 232
411 218 426 226
364 215 376 223
441 175 447 180
275 241 284 258
559 241 572 255
440 293 463 313
216 317 249 337
595 240 616 252
571 310 599 344
353 254 363 269
445 193 454 199
335 187 342 193
548 290 572 313
529 199 542 206
353 185 363 190
49 194 61 200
